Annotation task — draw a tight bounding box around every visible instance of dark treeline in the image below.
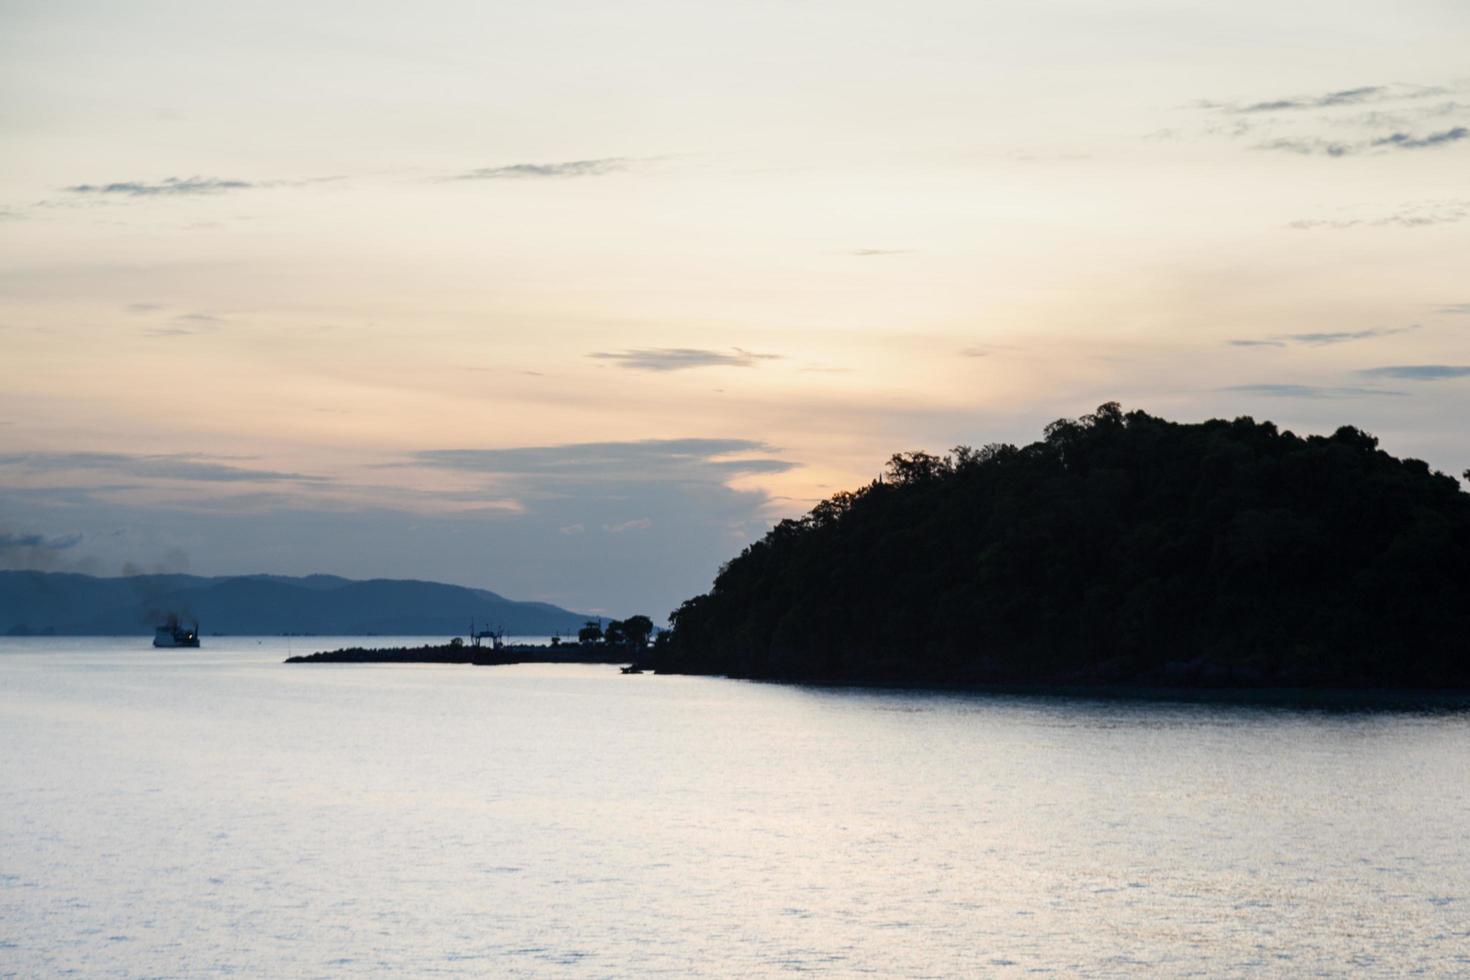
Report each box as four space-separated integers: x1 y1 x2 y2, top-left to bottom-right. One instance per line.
655 404 1470 688
285 642 635 665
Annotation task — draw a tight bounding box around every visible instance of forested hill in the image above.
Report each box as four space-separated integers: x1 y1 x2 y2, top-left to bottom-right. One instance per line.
657 404 1470 688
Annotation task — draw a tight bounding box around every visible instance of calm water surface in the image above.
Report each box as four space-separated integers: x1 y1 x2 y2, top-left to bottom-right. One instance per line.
2 637 1468 977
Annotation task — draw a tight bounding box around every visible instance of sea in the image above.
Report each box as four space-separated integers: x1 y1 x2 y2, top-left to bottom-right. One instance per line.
2 637 1467 977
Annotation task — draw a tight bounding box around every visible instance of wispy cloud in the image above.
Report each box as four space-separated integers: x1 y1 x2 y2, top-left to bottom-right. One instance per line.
146 312 225 337
588 347 780 372
1371 126 1469 150
1201 84 1446 115
1249 86 1387 112
1223 384 1406 398
65 176 254 196
1257 127 1469 157
1358 365 1470 381
0 531 83 552
0 528 87 571
414 438 792 481
1437 303 1470 315
1287 327 1416 346
1231 86 1385 114
446 158 634 181
1228 326 1416 348
1195 83 1470 161
1234 326 1417 348
604 518 652 534
847 248 912 257
1255 138 1355 157
1288 200 1470 230
0 452 326 484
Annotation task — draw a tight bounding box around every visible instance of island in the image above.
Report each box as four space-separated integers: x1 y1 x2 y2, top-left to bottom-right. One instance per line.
651 404 1470 689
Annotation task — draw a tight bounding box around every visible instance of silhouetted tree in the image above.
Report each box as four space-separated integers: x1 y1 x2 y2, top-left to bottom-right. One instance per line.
604 619 627 647
577 620 602 644
885 451 949 485
622 614 654 649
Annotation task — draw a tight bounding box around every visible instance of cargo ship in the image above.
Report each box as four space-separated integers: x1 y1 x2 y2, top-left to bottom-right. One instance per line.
153 615 200 648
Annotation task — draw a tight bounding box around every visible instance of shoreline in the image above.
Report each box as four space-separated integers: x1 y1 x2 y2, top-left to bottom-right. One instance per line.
285 642 641 666
282 644 1470 708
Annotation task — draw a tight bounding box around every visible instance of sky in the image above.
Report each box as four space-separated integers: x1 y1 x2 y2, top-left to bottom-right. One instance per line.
2 0 1469 617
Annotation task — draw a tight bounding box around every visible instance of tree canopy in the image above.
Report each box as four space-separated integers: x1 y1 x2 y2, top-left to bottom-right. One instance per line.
656 405 1470 688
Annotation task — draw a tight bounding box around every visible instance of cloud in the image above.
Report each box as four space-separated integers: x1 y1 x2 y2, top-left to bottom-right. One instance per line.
414 438 793 483
848 249 911 257
1437 303 1470 315
1258 127 1469 158
1234 86 1386 114
0 531 83 552
0 452 326 484
1288 218 1363 231
1255 138 1355 157
405 437 798 612
446 158 633 181
146 312 225 337
64 176 254 196
1222 384 1406 398
1288 200 1470 230
1209 82 1470 158
604 518 652 533
1202 84 1448 115
1291 327 1417 346
1358 365 1470 381
1228 326 1416 348
1371 127 1469 150
0 529 87 572
588 347 780 371
959 343 1026 358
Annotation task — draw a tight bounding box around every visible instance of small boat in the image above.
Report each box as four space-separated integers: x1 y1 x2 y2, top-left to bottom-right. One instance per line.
153 615 200 648
620 664 644 674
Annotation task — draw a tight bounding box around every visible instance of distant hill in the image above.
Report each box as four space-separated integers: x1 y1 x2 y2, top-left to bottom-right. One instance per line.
0 572 590 637
657 404 1470 688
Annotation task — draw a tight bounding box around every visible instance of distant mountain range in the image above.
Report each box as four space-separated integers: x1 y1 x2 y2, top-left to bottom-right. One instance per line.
0 571 591 637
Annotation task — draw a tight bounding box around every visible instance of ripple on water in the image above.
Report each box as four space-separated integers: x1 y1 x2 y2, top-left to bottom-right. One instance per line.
1 639 1468 976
